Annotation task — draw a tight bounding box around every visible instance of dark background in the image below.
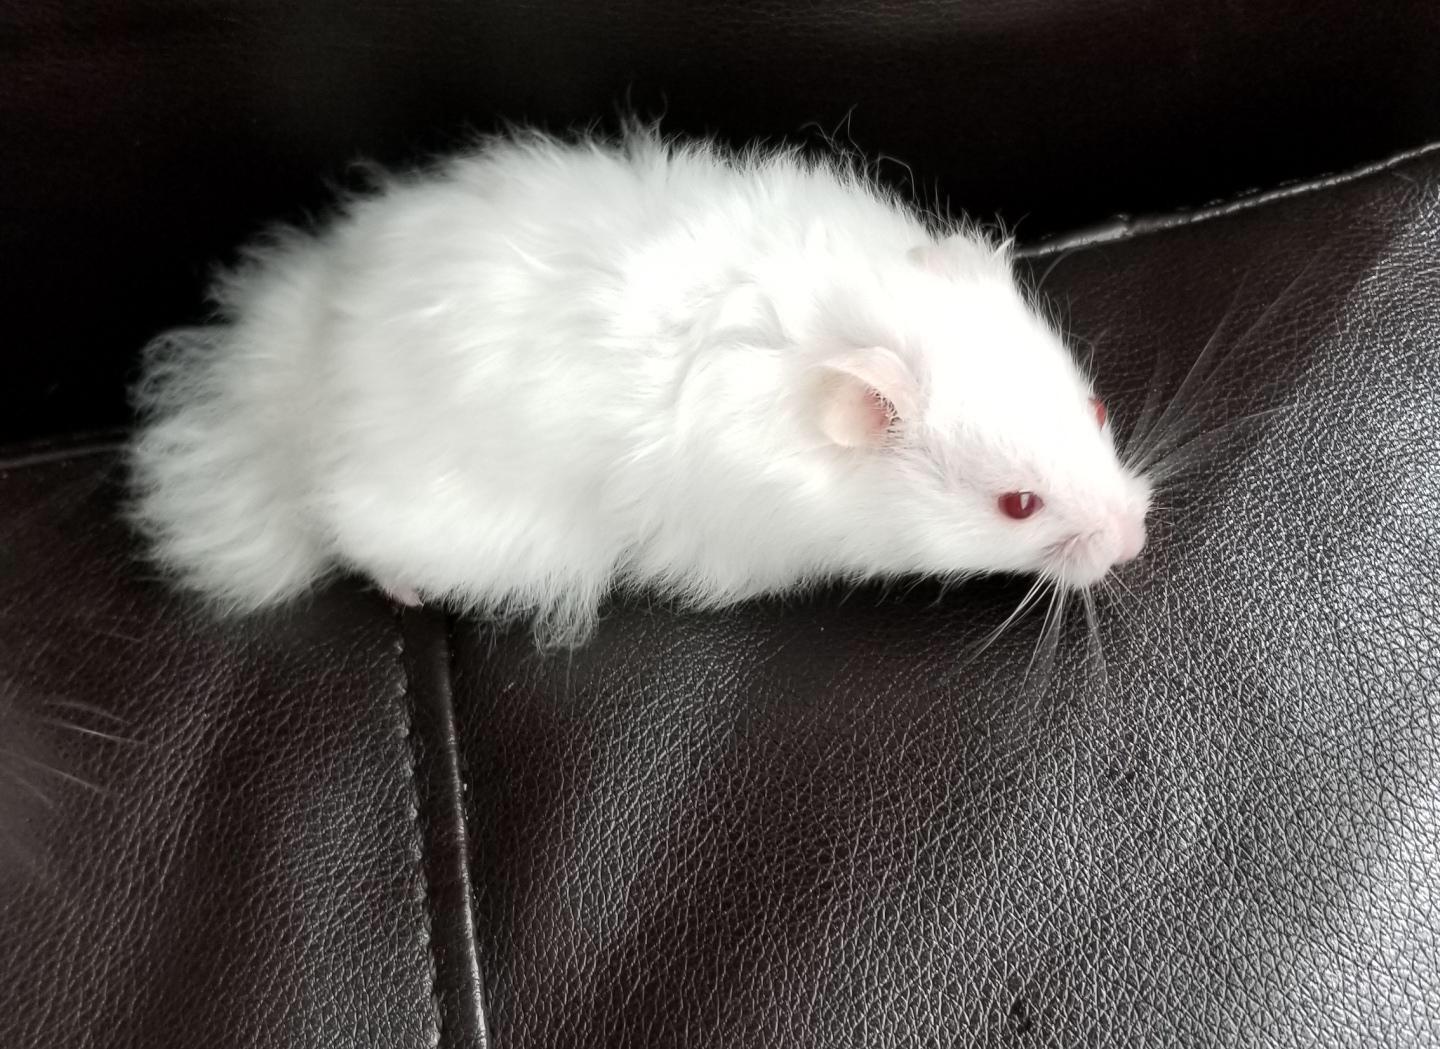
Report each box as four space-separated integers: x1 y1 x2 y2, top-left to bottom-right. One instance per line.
5 0 1440 444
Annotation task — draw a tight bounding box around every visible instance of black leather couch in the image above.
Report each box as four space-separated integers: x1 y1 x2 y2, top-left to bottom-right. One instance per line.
3 2 1439 1046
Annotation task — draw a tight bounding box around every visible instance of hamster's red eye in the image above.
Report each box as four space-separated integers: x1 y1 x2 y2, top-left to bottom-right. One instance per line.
998 491 1043 520
1090 397 1107 428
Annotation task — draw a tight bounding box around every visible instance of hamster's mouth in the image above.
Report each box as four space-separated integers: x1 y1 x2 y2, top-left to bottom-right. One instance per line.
1045 527 1146 589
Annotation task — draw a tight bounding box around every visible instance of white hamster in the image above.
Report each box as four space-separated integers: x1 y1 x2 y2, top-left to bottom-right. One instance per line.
128 126 1152 645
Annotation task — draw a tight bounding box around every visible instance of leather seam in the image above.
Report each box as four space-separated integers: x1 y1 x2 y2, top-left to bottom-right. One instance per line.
1020 136 1440 257
397 606 444 1049
441 615 494 1046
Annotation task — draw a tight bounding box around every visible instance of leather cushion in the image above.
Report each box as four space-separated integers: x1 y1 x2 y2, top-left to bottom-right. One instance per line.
0 441 460 1048
1 139 1437 1049
454 146 1440 1046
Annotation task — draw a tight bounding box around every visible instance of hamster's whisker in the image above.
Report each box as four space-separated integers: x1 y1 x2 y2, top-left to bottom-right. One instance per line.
37 718 141 747
1134 400 1294 474
1121 334 1174 465
1048 588 1070 675
1133 276 1250 457
925 576 960 610
1141 403 1296 481
1040 534 1083 567
1027 582 1069 683
1095 577 1134 629
1080 586 1108 688
1104 570 1141 605
42 697 131 727
6 772 58 809
6 752 107 795
965 575 1052 662
1130 249 1330 475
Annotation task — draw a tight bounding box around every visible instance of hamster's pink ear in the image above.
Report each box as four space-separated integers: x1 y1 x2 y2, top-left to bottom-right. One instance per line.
815 347 919 448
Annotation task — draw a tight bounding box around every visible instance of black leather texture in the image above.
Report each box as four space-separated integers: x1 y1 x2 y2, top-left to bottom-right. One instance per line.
3 2 1440 1046
454 149 1440 1045
0 444 469 1047
3 0 1440 443
3 130 1437 1049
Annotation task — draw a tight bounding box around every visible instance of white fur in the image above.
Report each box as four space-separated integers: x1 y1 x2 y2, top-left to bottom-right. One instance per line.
128 127 1151 644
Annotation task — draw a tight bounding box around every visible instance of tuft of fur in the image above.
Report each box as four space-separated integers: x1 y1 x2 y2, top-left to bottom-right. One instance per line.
129 126 1149 646
129 234 336 612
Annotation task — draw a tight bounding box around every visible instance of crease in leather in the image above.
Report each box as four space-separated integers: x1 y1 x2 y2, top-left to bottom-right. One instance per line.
1022 137 1440 257
400 607 493 1049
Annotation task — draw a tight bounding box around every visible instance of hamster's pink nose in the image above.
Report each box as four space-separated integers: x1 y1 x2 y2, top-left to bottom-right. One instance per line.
1114 515 1146 563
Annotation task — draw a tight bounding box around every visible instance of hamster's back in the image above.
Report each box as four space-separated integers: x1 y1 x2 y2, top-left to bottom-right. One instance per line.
128 128 927 633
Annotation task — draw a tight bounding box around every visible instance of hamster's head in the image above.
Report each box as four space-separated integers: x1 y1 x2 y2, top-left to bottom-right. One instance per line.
807 231 1152 590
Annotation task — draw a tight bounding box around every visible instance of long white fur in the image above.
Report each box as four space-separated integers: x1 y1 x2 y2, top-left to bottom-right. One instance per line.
128 126 1151 645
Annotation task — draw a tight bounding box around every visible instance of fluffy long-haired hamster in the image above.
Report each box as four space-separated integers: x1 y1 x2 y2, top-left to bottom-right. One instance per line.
128 125 1152 645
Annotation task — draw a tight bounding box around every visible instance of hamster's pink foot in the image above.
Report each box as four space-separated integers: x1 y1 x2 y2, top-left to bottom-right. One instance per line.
381 582 422 607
